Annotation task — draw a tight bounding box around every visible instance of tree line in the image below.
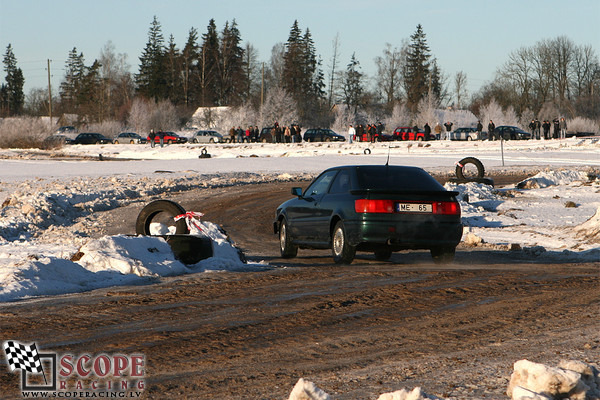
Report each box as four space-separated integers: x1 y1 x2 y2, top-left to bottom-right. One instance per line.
1 17 599 131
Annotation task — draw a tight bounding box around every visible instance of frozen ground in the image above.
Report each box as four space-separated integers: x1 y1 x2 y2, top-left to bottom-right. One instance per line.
0 138 598 303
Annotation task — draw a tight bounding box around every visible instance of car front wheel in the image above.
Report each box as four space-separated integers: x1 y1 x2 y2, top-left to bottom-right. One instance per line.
279 219 298 258
332 221 355 264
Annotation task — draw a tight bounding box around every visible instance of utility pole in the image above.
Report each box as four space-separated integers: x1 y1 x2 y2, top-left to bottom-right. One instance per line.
47 59 53 129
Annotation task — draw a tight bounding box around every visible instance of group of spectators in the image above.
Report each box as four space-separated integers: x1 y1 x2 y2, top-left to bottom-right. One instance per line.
269 122 303 143
348 123 385 142
529 117 568 140
228 126 260 143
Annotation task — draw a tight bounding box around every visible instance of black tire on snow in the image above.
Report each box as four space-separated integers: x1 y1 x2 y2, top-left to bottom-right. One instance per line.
135 200 189 235
279 219 298 258
332 221 356 264
455 157 485 180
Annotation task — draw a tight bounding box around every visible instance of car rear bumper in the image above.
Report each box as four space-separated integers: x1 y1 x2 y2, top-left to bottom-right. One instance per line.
347 219 463 250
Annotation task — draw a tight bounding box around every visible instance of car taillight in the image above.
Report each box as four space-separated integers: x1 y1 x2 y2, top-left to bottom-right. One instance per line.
355 199 394 213
433 201 461 215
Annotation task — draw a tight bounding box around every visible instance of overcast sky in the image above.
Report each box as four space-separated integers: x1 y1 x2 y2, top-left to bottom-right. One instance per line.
1 0 599 99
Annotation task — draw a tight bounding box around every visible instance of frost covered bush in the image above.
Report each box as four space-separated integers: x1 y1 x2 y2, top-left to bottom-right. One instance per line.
0 117 52 148
259 87 299 128
216 103 259 133
567 117 599 134
85 120 124 139
127 98 179 134
479 99 520 127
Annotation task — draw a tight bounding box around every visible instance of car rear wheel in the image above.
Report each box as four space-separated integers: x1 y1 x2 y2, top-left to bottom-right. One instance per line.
332 221 355 264
279 219 298 258
374 249 392 261
209 138 215 143
167 139 173 144
130 140 135 144
430 246 456 264
114 140 119 144
193 138 198 143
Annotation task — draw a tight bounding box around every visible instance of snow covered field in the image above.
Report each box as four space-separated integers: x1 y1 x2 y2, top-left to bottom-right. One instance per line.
0 137 598 303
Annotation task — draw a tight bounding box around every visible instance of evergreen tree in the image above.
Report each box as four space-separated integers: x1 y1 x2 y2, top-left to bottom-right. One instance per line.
218 19 246 106
165 34 183 104
78 60 103 121
282 21 304 97
403 24 431 111
182 27 199 106
2 44 25 115
59 48 86 113
342 53 364 113
199 19 220 106
136 16 167 100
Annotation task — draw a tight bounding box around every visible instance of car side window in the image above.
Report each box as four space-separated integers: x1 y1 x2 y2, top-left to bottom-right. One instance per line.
329 170 351 194
304 170 338 197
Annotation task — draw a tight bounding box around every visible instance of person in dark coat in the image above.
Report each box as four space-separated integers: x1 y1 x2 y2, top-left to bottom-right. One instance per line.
424 123 431 140
488 120 496 141
476 121 483 140
553 118 560 139
542 120 551 140
158 130 165 147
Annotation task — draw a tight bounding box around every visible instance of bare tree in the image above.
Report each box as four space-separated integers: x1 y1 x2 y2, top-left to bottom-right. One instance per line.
327 33 341 108
454 71 468 109
374 42 406 111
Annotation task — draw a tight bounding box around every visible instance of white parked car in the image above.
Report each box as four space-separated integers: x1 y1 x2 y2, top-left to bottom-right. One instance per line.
190 130 225 143
450 127 486 141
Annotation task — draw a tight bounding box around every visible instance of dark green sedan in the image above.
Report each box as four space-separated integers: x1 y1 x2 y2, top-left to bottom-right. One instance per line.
274 165 463 264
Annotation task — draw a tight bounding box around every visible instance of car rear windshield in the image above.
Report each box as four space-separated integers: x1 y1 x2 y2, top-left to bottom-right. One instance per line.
355 166 444 191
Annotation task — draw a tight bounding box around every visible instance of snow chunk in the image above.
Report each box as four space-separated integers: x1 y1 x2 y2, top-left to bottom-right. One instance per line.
516 170 592 189
288 378 330 400
507 359 596 400
574 206 600 242
377 387 442 400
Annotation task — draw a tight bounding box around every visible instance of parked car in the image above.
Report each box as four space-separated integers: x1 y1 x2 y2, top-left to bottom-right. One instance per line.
71 132 112 145
190 130 224 143
113 132 147 144
391 127 431 141
303 128 346 142
274 165 463 264
450 127 486 141
258 127 274 143
147 132 188 144
494 126 532 140
43 134 73 146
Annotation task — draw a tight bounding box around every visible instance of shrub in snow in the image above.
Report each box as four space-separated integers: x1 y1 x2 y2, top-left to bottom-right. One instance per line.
507 359 600 400
288 378 330 400
567 117 600 135
0 116 51 148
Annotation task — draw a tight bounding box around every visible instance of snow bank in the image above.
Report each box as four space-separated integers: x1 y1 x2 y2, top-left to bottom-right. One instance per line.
377 387 442 400
507 359 600 400
574 207 600 242
288 378 331 400
516 169 592 189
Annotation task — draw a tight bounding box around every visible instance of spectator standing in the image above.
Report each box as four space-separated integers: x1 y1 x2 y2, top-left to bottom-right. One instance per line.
476 121 483 140
559 118 567 139
542 120 551 140
424 123 431 140
149 129 156 148
284 126 291 143
444 121 453 140
488 120 496 141
535 119 541 140
529 119 536 138
553 118 560 139
434 122 442 140
158 130 165 147
356 124 364 142
229 127 236 143
412 124 419 139
236 126 244 143
348 124 355 144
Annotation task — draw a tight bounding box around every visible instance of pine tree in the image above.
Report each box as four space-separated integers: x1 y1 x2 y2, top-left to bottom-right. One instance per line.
2 44 25 115
59 48 86 113
182 28 199 106
199 19 220 106
136 16 167 100
165 34 183 104
219 19 246 106
282 20 304 97
342 53 364 113
403 24 431 111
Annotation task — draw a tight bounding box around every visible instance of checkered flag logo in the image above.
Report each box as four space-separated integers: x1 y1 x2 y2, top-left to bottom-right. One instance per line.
3 341 44 374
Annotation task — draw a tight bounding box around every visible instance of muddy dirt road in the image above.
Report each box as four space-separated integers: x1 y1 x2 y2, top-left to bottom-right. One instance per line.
0 173 598 399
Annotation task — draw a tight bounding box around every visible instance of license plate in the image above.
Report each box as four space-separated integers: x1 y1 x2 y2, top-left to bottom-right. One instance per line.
395 203 432 213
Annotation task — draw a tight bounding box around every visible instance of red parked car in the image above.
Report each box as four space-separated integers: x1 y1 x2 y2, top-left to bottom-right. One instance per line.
392 127 430 141
147 131 188 144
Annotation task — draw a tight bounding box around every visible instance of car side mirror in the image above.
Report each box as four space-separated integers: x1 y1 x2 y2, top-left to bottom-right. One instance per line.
291 187 303 197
